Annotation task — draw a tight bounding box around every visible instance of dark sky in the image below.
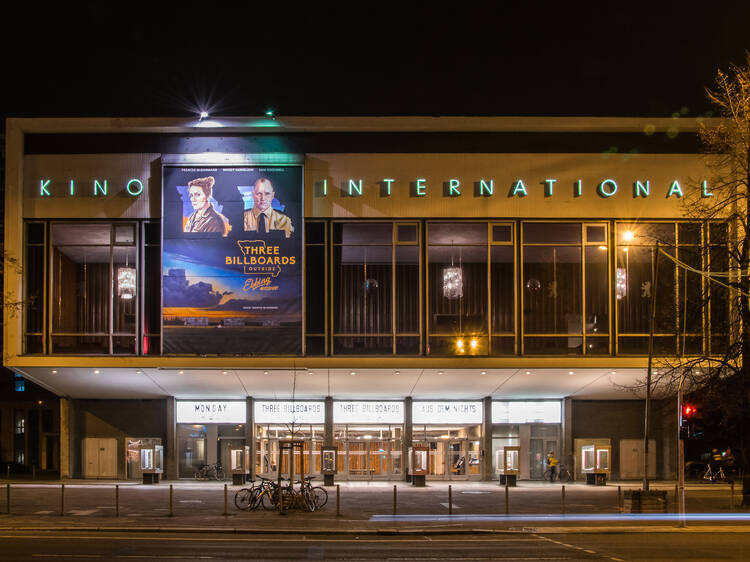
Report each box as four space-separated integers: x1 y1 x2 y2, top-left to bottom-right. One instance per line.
5 3 750 123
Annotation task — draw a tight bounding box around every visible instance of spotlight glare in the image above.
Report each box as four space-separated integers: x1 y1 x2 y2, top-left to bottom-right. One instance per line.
470 338 478 349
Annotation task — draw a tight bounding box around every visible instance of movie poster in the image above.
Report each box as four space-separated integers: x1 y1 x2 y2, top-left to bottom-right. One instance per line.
162 165 303 354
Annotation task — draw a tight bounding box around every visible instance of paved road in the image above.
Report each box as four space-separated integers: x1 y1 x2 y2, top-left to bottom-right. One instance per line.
0 530 747 560
0 481 744 522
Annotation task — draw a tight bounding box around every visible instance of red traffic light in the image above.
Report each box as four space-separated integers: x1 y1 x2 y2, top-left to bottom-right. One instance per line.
683 404 697 418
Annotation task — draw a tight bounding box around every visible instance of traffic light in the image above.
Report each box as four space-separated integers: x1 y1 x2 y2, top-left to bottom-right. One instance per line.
680 404 699 439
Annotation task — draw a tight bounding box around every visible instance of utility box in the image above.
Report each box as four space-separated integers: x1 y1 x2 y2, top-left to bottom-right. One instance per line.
230 446 250 485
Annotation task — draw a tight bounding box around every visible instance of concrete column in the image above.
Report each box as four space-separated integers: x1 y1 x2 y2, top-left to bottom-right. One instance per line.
324 397 333 447
519 423 531 480
482 396 493 480
165 397 177 480
246 397 254 479
403 397 412 481
562 397 574 473
59 398 71 479
206 424 218 465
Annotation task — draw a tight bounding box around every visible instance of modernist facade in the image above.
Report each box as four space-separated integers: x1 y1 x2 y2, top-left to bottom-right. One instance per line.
3 116 721 481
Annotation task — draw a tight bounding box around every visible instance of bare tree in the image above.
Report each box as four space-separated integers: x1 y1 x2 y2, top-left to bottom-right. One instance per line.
630 55 750 503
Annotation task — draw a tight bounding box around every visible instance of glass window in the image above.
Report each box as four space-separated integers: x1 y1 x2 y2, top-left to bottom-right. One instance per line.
523 222 608 355
333 222 419 355
428 226 488 355
616 223 680 355
305 221 327 356
49 222 138 355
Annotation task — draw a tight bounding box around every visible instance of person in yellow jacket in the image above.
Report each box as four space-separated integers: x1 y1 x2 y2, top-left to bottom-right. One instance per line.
546 451 559 480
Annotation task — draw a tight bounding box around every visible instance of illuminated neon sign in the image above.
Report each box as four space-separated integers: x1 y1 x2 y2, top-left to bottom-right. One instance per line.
317 177 713 199
38 178 145 197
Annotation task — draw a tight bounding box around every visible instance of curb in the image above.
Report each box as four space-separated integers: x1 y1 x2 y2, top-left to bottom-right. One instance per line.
1 525 749 535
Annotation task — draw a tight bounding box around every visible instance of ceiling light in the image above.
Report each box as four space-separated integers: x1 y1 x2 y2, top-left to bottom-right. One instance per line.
395 370 400 375
308 371 314 376
222 371 229 375
263 371 269 375
94 370 100 374
568 371 574 375
437 371 444 375
51 370 57 374
136 369 142 374
622 230 635 242
350 371 356 376
525 371 531 375
480 371 487 375
178 370 184 375
611 371 617 375
37 400 42 405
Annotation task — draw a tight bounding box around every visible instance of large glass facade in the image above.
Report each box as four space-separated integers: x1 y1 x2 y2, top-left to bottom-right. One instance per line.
25 219 728 357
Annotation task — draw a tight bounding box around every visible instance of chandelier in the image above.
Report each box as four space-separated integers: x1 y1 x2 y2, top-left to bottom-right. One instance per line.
118 266 136 300
443 243 463 300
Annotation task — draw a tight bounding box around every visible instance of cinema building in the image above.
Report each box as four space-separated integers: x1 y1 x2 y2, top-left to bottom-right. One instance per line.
2 116 722 482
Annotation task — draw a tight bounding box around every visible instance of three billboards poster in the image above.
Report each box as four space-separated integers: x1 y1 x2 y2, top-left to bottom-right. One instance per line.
162 166 302 354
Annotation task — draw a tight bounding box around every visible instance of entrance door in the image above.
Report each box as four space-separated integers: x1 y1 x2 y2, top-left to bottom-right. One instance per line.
529 438 545 479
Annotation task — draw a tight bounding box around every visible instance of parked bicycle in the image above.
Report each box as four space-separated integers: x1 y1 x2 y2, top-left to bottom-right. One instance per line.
543 463 572 482
235 476 328 512
194 463 225 481
699 464 727 483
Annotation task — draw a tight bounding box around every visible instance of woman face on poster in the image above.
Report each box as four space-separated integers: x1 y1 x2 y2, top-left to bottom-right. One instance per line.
189 184 211 212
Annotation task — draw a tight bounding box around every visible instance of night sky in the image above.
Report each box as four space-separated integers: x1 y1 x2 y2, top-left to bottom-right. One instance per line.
5 3 750 125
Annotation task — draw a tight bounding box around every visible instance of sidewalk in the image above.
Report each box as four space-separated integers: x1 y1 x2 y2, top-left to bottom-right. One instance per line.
0 479 747 535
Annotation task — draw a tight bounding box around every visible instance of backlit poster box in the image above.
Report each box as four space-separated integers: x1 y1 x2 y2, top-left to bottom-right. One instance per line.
162 164 303 354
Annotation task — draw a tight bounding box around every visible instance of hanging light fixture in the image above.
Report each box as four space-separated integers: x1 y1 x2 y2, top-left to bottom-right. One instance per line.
117 254 136 300
615 267 627 300
443 242 463 299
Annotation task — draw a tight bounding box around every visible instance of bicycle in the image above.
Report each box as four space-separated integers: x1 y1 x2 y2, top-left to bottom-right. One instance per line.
194 463 226 481
699 464 727 483
543 463 572 482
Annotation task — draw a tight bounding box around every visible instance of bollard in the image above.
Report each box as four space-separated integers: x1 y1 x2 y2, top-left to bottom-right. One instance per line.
169 484 173 517
731 481 735 512
32 465 36 480
115 485 119 517
223 483 228 516
336 484 341 517
504 483 509 515
674 484 678 509
448 485 452 515
5 484 9 515
561 485 566 515
60 484 65 516
617 485 622 513
393 485 397 516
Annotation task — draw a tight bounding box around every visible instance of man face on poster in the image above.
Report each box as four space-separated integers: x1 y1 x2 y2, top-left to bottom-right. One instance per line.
244 178 293 237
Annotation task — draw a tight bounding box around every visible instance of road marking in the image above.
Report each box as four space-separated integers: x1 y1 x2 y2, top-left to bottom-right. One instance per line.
31 554 102 558
533 534 622 561
0 535 555 544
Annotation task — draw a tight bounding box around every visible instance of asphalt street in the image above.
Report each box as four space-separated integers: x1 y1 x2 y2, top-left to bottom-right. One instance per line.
0 529 747 560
